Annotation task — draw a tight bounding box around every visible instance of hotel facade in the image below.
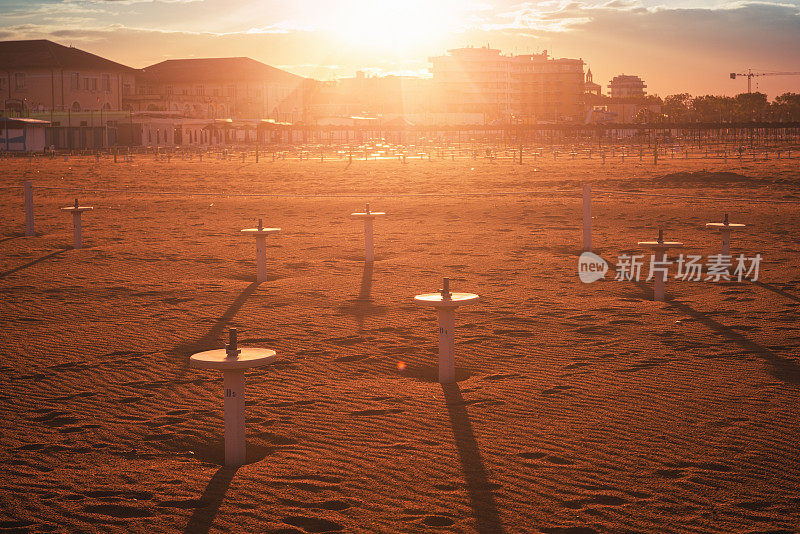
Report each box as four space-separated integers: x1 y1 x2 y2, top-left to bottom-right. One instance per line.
428 46 586 123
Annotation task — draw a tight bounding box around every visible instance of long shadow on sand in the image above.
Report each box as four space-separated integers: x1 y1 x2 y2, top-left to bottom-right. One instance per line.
667 299 800 385
441 383 506 534
626 275 800 386
183 466 238 534
0 248 67 278
173 281 260 357
750 280 800 304
338 262 387 332
0 234 24 244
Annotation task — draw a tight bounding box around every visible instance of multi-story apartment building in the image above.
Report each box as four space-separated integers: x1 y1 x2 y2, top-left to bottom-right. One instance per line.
126 57 309 121
429 46 585 123
513 53 585 122
429 47 512 119
608 75 647 98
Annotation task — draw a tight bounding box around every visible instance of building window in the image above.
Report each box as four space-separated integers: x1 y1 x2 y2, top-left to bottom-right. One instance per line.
71 73 80 90
122 83 132 96
0 78 5 91
91 78 97 91
14 73 25 90
225 85 235 97
165 85 173 95
196 85 204 96
212 88 220 97
84 78 90 91
102 74 110 91
71 101 81 112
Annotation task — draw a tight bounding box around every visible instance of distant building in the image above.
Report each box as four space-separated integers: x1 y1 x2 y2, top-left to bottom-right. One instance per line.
0 40 138 149
428 46 585 123
585 69 602 96
308 71 434 119
0 39 137 114
608 75 647 98
126 58 309 121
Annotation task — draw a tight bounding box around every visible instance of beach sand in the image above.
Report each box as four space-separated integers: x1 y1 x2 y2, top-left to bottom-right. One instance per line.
1 153 799 533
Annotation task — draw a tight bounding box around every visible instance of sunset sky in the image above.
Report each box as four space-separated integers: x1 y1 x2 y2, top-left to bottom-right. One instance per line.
1 0 798 97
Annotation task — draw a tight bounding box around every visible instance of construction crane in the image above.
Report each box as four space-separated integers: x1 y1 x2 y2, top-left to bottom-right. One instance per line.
730 69 800 93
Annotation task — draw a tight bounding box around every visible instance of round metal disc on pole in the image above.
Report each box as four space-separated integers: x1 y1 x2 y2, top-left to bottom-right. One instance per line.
190 329 277 467
60 199 94 249
350 203 386 262
706 214 746 257
414 277 479 383
241 219 280 283
638 229 684 302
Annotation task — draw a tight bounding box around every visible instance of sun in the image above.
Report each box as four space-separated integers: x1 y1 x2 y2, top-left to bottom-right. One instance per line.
332 0 455 51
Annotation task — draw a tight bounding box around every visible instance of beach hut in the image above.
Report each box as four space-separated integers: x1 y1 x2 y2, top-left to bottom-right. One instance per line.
0 118 50 152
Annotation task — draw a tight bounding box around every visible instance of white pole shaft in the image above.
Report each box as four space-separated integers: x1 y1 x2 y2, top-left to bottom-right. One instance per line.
582 184 592 252
654 252 666 302
223 370 246 466
364 218 375 262
437 308 456 383
721 230 731 257
72 212 82 249
255 235 267 283
24 181 34 237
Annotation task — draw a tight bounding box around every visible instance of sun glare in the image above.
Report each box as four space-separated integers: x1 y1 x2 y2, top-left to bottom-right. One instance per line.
333 0 453 51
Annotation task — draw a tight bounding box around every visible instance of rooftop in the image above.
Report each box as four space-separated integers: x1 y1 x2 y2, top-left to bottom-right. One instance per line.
0 39 136 72
141 57 305 84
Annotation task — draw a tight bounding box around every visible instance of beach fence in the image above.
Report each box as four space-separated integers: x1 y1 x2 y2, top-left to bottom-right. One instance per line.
4 131 800 165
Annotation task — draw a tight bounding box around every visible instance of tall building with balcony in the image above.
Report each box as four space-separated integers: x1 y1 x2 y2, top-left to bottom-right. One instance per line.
608 75 647 98
429 46 585 123
429 47 512 119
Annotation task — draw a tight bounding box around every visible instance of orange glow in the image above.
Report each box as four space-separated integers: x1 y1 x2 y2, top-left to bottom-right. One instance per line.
332 0 455 51
397 361 406 371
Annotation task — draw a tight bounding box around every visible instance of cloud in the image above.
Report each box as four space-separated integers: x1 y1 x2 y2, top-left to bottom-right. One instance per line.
1 1 107 20
68 0 200 4
245 22 315 34
453 0 800 95
0 1 798 96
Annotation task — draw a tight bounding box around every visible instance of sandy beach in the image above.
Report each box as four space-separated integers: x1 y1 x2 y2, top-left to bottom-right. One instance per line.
1 152 799 533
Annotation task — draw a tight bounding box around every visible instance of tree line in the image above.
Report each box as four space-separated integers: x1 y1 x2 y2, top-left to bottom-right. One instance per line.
629 92 800 123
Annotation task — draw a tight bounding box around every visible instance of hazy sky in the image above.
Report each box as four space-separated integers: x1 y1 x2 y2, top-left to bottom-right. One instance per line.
1 0 799 97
